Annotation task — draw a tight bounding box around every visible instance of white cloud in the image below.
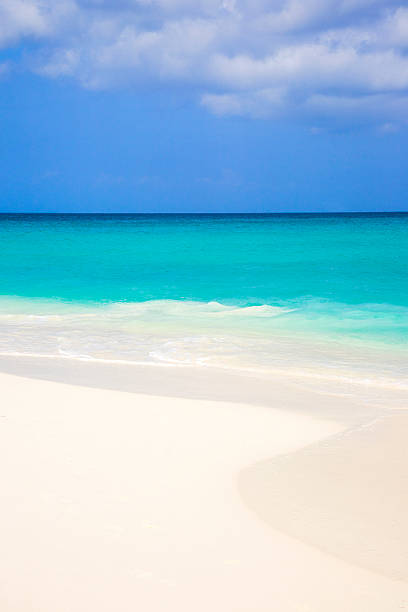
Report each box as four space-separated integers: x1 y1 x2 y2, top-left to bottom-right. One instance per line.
0 0 76 46
202 88 287 118
1 0 408 125
0 0 48 45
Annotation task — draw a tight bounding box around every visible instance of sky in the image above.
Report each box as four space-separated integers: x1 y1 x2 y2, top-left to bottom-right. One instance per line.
0 0 408 213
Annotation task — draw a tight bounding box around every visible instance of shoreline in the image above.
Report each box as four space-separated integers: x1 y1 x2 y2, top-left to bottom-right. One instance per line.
0 294 407 402
1 359 407 610
0 354 402 422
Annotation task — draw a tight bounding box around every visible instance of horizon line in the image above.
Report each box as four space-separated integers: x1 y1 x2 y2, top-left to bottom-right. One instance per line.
0 211 407 216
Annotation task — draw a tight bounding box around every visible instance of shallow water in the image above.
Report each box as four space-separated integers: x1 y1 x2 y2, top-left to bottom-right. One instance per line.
0 213 407 390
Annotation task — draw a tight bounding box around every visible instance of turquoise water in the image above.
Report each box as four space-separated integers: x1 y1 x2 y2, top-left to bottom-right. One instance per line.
0 213 407 387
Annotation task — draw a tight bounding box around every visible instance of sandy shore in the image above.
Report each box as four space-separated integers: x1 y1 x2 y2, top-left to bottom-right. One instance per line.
240 412 408 582
1 360 407 611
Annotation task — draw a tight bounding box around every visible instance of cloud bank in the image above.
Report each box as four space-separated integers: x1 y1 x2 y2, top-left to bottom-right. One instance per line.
2 0 408 125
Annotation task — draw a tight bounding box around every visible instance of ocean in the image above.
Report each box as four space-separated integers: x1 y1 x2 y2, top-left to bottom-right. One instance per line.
0 213 407 393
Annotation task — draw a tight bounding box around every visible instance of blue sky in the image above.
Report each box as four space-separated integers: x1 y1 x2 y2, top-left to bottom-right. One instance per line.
1 0 408 213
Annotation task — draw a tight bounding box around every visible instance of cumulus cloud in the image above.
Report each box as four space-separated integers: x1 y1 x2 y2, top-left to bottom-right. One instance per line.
0 0 76 46
1 0 408 125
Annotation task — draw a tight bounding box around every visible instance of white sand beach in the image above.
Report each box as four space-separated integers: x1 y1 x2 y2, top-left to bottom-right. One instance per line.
1 363 407 611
